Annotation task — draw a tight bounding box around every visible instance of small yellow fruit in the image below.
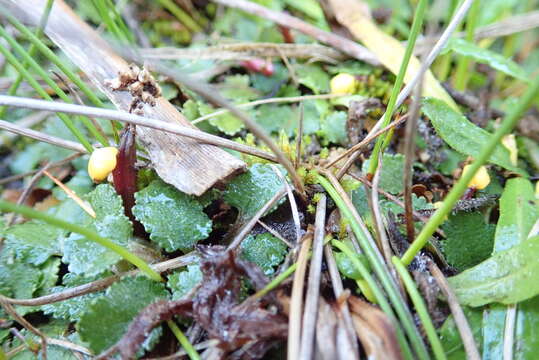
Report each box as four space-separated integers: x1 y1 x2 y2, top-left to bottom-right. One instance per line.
330 73 357 94
535 181 539 199
462 164 490 190
88 147 119 182
501 134 518 166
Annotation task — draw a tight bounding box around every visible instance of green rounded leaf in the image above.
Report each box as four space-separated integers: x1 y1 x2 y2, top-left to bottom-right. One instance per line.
133 180 212 252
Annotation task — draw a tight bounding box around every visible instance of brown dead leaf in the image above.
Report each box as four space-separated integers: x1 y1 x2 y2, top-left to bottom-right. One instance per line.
315 297 358 360
348 296 403 360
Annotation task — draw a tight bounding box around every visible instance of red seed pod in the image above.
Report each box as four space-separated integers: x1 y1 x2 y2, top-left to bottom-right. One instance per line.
240 58 274 76
112 124 144 234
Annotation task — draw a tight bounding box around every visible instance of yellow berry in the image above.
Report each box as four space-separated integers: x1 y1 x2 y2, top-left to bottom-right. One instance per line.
88 147 119 182
462 164 490 190
536 181 539 199
330 73 357 94
501 134 518 166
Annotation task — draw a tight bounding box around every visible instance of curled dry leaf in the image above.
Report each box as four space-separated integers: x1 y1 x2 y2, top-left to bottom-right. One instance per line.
108 246 287 359
348 296 403 360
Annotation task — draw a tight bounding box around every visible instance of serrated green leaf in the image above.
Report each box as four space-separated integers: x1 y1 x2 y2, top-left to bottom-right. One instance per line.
198 102 245 136
422 97 519 172
448 235 539 306
43 273 107 322
445 38 528 81
296 64 329 94
441 212 495 271
219 74 259 102
223 164 285 219
63 184 132 277
255 104 296 135
493 177 539 253
241 232 287 275
133 180 212 252
362 153 405 194
167 264 202 300
78 276 168 353
319 111 347 145
4 221 63 265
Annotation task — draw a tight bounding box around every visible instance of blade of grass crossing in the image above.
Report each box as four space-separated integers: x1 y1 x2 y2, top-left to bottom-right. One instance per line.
367 0 428 176
3 10 121 140
333 240 415 360
0 25 109 147
392 256 447 360
0 200 162 282
0 40 93 152
317 175 430 360
401 76 539 265
0 0 54 119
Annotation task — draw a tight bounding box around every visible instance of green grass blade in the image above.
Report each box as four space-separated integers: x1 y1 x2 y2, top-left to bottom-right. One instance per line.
393 256 447 360
0 40 93 152
0 200 163 282
0 25 109 147
0 0 54 119
367 0 428 176
401 76 539 265
166 320 201 360
317 175 430 360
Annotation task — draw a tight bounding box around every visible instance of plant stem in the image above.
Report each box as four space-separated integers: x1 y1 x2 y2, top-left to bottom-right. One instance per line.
453 0 480 91
367 0 428 176
0 200 162 282
253 263 298 299
317 174 429 360
401 76 539 265
158 0 202 33
166 320 201 360
0 0 53 119
392 257 447 360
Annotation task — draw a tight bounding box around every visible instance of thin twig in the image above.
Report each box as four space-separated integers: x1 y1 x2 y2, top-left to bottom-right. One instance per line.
0 152 82 185
324 115 408 175
0 95 277 162
257 220 293 248
0 118 87 153
330 0 474 174
403 62 425 242
0 300 47 359
271 165 302 244
227 187 287 251
323 244 360 356
191 94 343 125
0 253 198 306
287 231 312 360
0 110 49 146
212 0 380 65
299 195 326 360
5 162 51 227
295 102 304 170
140 43 345 63
428 260 481 360
370 158 393 266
